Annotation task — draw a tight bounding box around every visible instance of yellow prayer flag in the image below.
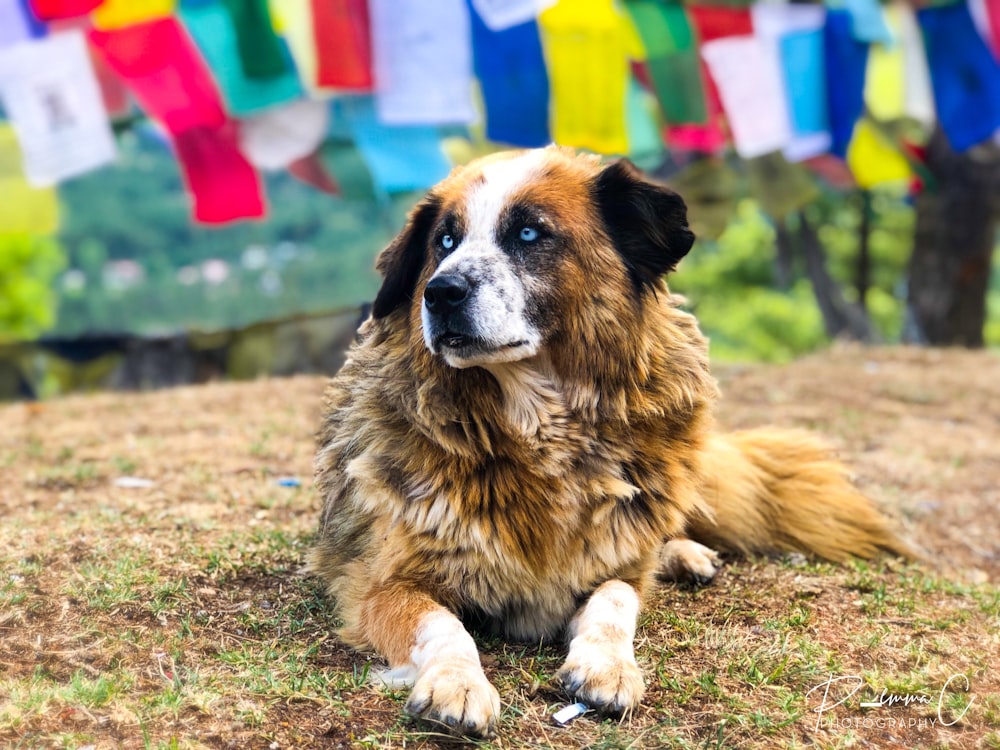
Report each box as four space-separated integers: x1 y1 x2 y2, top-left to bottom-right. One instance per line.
539 0 636 155
846 120 910 189
0 126 59 235
91 0 175 31
865 40 906 122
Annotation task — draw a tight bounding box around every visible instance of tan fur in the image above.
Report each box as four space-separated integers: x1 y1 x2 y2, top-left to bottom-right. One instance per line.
689 429 915 561
309 147 911 736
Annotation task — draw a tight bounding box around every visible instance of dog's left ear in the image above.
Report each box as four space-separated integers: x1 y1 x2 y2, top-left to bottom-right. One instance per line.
592 159 695 290
371 195 442 319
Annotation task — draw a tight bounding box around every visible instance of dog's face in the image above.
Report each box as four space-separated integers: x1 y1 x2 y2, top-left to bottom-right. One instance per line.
371 147 695 369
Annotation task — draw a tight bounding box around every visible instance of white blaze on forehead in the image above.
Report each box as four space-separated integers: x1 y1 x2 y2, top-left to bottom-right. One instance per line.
423 150 547 368
463 150 548 241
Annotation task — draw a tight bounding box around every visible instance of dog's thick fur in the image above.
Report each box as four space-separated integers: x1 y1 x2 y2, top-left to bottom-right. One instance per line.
311 147 910 737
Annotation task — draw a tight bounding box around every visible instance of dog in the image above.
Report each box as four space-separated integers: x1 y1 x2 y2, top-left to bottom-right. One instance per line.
310 146 911 738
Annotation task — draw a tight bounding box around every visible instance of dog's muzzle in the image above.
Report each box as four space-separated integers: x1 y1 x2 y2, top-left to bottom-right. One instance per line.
424 274 477 350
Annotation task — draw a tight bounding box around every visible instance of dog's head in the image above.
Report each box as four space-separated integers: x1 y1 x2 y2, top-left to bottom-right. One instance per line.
371 147 694 370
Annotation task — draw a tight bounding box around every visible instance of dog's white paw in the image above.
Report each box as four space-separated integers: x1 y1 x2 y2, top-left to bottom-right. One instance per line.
404 658 501 738
556 645 645 716
658 538 721 585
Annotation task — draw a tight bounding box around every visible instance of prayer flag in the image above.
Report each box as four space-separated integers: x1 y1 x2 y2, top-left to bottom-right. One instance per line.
311 0 373 90
0 30 116 186
469 3 549 147
172 123 266 223
369 0 475 125
918 1 1000 151
539 0 641 154
180 0 303 115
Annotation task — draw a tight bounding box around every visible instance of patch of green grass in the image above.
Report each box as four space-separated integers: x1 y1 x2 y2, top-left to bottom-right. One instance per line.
111 455 138 474
64 549 160 609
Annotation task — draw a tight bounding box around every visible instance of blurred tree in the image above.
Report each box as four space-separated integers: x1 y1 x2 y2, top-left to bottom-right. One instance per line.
0 234 66 341
905 128 1000 346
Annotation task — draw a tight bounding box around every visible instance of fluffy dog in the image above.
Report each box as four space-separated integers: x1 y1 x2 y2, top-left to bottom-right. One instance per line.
311 147 910 737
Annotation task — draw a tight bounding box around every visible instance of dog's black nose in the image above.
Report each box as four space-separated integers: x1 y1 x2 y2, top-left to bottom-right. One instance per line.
424 274 470 313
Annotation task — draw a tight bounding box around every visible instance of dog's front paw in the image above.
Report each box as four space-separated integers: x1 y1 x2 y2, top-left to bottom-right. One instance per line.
405 659 501 738
556 646 645 717
658 538 721 585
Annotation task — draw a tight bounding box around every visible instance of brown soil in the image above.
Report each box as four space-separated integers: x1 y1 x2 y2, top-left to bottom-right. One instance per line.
1 345 998 749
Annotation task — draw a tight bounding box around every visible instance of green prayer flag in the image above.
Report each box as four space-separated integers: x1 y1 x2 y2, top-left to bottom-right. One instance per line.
624 0 707 125
221 0 289 80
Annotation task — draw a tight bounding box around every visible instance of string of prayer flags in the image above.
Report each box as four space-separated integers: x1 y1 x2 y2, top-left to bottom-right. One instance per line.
369 0 475 125
89 17 226 132
171 122 266 223
0 30 116 187
623 0 707 127
469 4 550 148
538 0 641 155
311 0 373 90
220 0 289 80
0 124 60 234
90 0 173 30
25 0 101 20
824 9 868 158
917 0 1000 152
335 95 451 194
180 0 303 115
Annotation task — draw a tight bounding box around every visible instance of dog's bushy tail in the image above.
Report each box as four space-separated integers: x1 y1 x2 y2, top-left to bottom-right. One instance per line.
688 428 915 562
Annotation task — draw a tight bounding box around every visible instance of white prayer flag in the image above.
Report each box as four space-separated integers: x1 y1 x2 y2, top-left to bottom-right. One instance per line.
0 31 117 187
239 99 329 171
701 35 791 159
892 1 935 126
369 0 476 125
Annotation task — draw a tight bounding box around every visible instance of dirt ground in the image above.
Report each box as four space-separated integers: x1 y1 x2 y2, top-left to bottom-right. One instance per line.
1 345 998 749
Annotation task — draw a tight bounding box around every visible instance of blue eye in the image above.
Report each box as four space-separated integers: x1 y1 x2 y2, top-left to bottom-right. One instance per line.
441 234 454 250
519 226 539 242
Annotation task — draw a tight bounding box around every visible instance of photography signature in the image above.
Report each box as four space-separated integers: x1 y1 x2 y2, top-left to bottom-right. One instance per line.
805 673 975 731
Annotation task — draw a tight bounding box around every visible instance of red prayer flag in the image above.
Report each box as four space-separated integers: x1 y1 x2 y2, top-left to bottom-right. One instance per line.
89 18 226 132
172 123 266 224
26 0 102 20
311 0 374 90
288 151 340 195
90 18 266 224
985 0 1000 58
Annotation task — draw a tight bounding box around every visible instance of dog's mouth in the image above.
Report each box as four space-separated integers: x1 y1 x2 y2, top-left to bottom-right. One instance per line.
432 331 535 367
436 332 528 353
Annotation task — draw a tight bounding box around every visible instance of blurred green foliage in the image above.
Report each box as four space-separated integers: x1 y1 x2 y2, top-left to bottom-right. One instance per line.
51 130 409 336
0 234 66 342
673 192 915 363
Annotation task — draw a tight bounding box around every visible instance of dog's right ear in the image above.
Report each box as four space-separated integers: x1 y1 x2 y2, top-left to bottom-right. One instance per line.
371 195 442 319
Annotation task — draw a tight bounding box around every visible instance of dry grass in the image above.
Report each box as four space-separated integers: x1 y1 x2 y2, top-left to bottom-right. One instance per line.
1 345 998 749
